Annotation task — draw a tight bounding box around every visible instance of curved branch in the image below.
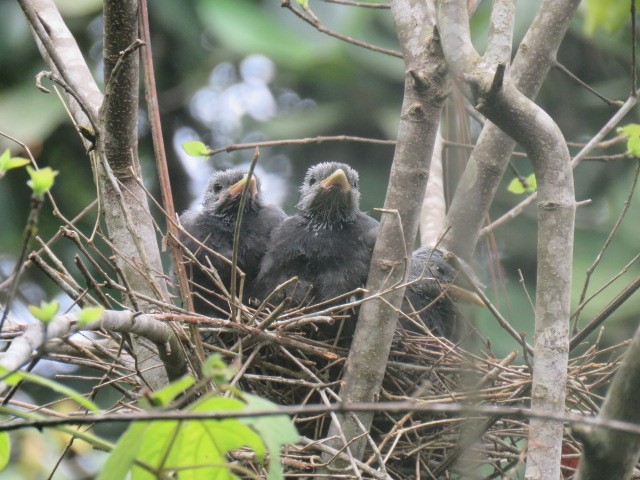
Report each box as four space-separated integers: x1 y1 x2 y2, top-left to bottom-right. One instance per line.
437 1 575 479
440 0 582 260
0 310 176 390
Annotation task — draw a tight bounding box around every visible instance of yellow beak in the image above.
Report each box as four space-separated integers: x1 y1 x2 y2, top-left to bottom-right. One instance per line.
227 174 258 197
444 284 485 306
319 168 351 191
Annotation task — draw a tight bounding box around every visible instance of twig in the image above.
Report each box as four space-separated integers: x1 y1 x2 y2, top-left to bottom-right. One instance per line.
229 148 260 319
281 0 402 58
554 61 623 107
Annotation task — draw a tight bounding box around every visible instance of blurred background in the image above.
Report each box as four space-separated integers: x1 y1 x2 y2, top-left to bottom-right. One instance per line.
0 0 638 476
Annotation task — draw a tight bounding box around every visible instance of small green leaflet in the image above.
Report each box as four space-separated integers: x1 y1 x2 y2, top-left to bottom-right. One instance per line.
26 166 59 196
295 0 309 8
148 374 196 407
0 149 29 179
76 306 105 325
618 124 640 157
507 173 537 194
28 299 60 323
0 366 99 412
182 141 211 157
0 432 9 472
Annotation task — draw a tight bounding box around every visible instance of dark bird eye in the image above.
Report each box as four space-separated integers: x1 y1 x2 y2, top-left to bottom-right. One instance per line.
436 265 446 276
213 183 223 193
309 177 317 186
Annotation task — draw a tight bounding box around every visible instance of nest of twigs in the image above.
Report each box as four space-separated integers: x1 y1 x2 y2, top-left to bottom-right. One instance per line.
194 298 628 480
15 237 631 479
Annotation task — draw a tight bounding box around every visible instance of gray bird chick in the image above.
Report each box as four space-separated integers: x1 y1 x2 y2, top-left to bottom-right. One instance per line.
402 246 485 341
180 169 286 315
255 162 379 326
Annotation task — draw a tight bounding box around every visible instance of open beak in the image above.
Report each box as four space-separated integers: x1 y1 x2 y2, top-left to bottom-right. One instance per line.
444 284 485 307
320 168 351 191
227 174 258 197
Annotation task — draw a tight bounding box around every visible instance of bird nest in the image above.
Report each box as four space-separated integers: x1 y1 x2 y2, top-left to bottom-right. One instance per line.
17 239 629 479
195 300 627 480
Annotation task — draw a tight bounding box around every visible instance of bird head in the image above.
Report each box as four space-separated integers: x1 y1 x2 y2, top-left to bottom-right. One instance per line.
408 246 485 307
297 162 361 227
202 170 261 217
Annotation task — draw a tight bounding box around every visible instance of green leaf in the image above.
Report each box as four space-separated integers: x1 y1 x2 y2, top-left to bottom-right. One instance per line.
76 306 105 325
241 394 299 480
149 374 196 407
507 173 537 194
203 353 238 384
182 140 211 157
98 421 151 480
0 432 10 472
104 394 270 479
26 166 59 196
295 0 309 7
28 299 59 323
0 149 29 175
618 124 640 156
0 366 99 412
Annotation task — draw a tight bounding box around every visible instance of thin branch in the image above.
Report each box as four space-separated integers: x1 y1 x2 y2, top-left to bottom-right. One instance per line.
205 135 396 157
281 0 402 58
481 94 639 237
3 400 640 438
138 0 205 368
554 61 623 107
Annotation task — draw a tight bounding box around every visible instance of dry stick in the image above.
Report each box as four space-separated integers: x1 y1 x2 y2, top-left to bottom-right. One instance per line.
447 253 533 356
573 160 640 330
553 62 623 107
0 195 45 332
206 135 396 157
229 149 260 321
570 275 640 352
633 0 637 95
281 0 402 58
137 0 205 369
321 0 390 8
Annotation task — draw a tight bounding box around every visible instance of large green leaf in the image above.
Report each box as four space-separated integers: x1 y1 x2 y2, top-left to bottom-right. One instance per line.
241 394 299 480
103 395 269 480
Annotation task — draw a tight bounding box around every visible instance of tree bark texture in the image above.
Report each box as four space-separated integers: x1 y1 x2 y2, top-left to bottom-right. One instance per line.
18 0 187 387
436 1 576 478
322 0 448 467
439 0 582 262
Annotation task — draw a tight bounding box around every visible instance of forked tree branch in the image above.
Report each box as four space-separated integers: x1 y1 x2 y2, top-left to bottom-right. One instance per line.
436 1 576 479
439 0 582 261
